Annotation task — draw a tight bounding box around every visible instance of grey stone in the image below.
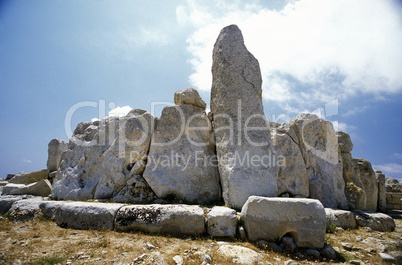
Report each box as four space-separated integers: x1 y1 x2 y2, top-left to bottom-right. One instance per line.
241 196 326 248
386 178 402 192
211 24 278 210
8 169 48 185
143 102 220 204
114 204 205 236
305 249 320 258
39 200 66 220
267 242 283 252
6 179 52 197
320 245 336 260
54 201 123 230
47 139 68 172
353 210 395 231
52 110 156 202
0 195 35 215
378 252 395 262
289 114 348 209
341 153 367 210
238 226 247 241
281 236 296 252
217 244 262 264
336 131 353 153
271 124 309 198
174 87 206 109
173 255 184 265
325 208 357 230
6 197 46 222
354 158 378 211
375 171 387 212
284 260 299 265
207 206 237 238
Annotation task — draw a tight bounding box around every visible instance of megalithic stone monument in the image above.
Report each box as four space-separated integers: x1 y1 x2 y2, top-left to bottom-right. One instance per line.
211 24 279 210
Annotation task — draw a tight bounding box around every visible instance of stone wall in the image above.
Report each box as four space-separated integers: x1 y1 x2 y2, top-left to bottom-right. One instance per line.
386 192 402 210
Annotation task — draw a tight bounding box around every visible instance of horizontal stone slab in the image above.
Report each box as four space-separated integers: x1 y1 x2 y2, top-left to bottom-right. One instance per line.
53 201 124 230
325 208 357 230
353 210 395 231
114 204 205 236
241 196 326 248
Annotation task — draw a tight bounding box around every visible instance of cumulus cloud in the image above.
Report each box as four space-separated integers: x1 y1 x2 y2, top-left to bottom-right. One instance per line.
374 163 402 179
108 106 133 117
179 0 402 114
390 153 402 160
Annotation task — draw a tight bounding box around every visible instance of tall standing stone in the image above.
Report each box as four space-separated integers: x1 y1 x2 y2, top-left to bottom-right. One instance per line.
143 88 221 204
289 114 348 209
211 25 278 210
47 139 68 173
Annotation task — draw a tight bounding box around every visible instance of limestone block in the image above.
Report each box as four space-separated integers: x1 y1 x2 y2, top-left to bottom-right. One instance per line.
353 210 395 231
115 204 205 236
6 197 46 222
241 196 326 248
7 179 52 197
47 139 68 172
375 171 387 212
207 206 237 237
0 195 35 215
336 131 353 153
143 103 220 204
54 201 123 230
325 208 357 230
211 25 278 210
290 114 348 209
8 169 48 185
174 87 206 109
354 158 378 211
52 110 156 202
217 244 262 264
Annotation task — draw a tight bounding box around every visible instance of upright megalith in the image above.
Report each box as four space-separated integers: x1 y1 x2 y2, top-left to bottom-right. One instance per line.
143 88 221 204
289 114 348 209
47 139 68 173
211 25 278 210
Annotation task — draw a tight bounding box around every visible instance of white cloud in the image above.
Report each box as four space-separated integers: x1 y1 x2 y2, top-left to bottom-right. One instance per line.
374 163 402 175
180 0 402 114
108 106 132 117
22 159 32 164
390 153 402 160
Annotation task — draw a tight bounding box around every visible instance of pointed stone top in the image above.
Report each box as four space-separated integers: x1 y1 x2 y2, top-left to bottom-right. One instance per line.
215 24 244 45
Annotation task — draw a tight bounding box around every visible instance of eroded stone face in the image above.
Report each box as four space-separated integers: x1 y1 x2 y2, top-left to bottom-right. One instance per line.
114 204 205 236
289 114 348 209
241 196 326 249
52 110 157 202
142 103 221 204
211 24 278 210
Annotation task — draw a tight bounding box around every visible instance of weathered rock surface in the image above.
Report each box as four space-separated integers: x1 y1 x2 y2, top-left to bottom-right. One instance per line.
52 109 156 202
54 201 123 230
354 158 378 211
241 196 326 248
174 87 206 110
6 197 46 222
337 131 353 153
207 206 237 237
271 123 309 198
8 169 48 185
3 179 52 197
217 244 262 265
289 114 348 209
211 24 278 210
143 102 220 204
0 195 36 215
39 200 66 220
353 210 395 231
114 204 205 236
47 139 68 172
386 178 402 192
325 208 357 230
375 171 387 212
341 152 367 210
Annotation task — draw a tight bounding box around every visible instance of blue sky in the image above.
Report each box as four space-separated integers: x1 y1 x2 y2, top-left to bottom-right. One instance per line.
1 0 402 181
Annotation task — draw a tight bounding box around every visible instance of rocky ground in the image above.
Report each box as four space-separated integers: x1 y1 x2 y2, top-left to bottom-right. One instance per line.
0 216 400 265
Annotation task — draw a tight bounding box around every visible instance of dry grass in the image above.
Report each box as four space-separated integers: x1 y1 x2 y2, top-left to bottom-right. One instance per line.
0 216 400 265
